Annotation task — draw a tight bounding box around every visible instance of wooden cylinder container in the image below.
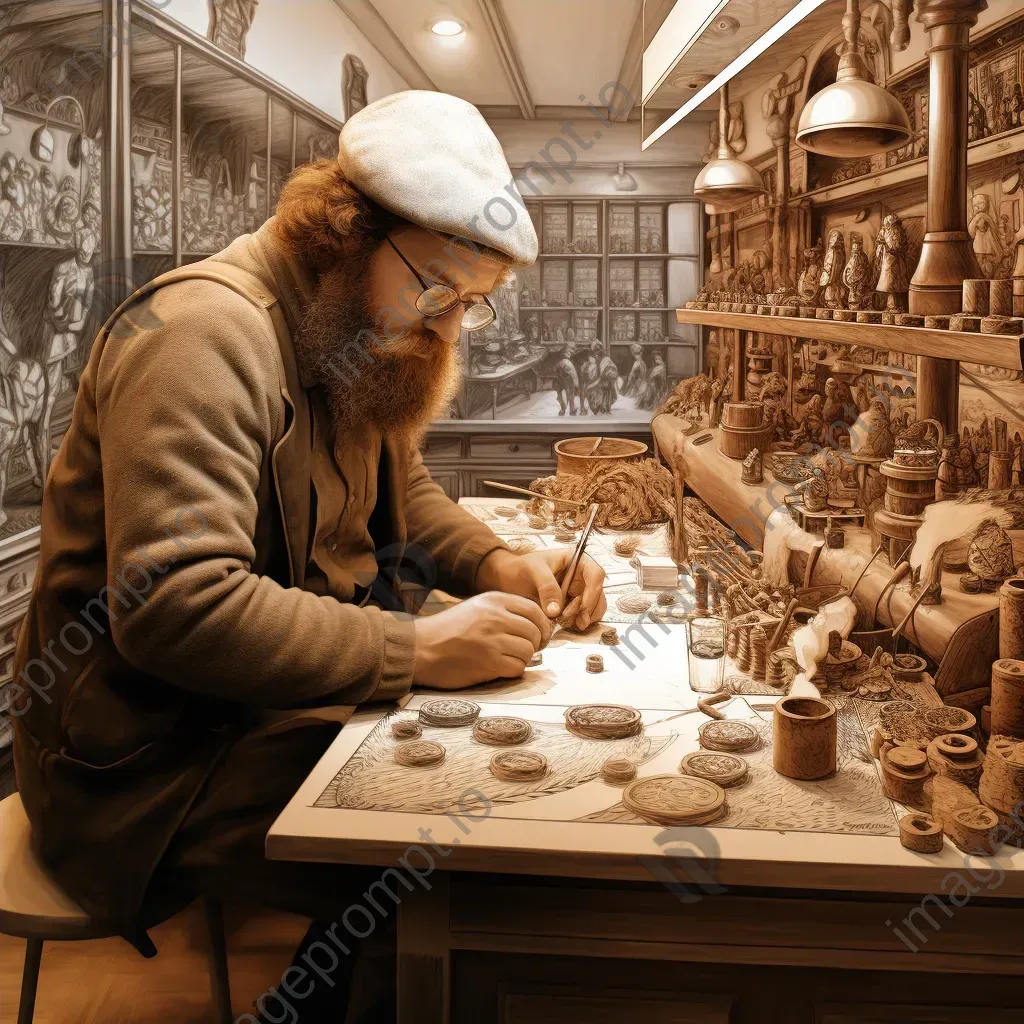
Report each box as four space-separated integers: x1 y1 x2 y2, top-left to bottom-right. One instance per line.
553 437 648 478
721 402 766 430
999 579 1024 662
991 658 1024 739
962 279 990 316
989 450 1013 490
773 697 837 780
990 279 1013 317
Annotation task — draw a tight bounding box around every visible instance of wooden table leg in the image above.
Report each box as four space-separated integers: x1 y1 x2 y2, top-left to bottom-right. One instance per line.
397 872 451 1024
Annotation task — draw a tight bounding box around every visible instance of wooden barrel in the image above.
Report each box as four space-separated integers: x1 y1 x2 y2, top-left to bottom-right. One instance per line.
554 437 648 478
721 402 765 430
880 460 937 518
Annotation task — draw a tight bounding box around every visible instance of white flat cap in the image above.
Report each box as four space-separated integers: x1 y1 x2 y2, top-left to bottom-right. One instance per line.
338 90 538 268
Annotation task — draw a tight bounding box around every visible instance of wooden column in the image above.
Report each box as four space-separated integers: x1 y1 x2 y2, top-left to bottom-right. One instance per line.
909 0 987 433
171 43 182 268
102 0 133 302
732 329 745 402
766 119 792 292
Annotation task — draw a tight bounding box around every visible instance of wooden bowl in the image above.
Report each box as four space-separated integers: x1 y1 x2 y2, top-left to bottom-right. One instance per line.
554 437 648 478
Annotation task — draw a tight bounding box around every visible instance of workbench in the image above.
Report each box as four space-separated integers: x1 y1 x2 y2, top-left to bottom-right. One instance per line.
652 414 1002 696
268 499 1024 1024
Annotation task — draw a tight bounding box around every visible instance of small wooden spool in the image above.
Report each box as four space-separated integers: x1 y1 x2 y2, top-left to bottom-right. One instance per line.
947 805 1000 855
990 279 1013 317
773 697 837 780
856 310 883 323
926 732 985 786
991 658 1024 739
894 313 924 327
898 813 944 853
981 315 1024 335
962 279 990 316
924 315 951 329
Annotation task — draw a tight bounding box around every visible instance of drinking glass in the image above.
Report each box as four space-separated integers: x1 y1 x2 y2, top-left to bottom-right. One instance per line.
686 615 726 694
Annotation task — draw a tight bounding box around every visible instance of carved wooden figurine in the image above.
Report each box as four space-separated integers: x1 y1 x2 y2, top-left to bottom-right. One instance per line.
820 229 848 309
873 213 910 312
797 239 824 306
842 232 873 310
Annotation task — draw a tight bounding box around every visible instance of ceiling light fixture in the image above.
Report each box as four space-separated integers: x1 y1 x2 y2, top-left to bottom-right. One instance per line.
692 84 766 213
795 0 911 157
431 19 465 37
642 0 830 150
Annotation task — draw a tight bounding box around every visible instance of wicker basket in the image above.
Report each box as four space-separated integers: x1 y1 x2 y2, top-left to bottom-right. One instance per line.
554 437 648 478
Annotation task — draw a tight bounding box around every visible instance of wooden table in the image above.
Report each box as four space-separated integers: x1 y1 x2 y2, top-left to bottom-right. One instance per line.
268 499 1024 1023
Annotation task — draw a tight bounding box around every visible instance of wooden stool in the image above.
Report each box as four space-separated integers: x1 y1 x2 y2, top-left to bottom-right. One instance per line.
0 793 233 1023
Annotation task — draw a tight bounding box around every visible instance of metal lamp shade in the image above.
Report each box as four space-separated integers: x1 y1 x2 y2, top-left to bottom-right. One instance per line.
796 77 912 157
693 157 766 214
694 84 766 215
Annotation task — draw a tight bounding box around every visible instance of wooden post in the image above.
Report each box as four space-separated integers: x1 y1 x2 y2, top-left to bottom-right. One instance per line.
171 43 182 268
102 0 133 302
909 0 987 434
731 329 745 402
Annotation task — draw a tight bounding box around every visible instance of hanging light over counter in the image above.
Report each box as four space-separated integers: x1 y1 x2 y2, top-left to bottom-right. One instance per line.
693 84 766 214
796 0 911 157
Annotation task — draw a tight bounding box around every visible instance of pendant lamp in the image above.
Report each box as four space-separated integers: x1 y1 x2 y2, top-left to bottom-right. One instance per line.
693 84 766 215
796 0 912 157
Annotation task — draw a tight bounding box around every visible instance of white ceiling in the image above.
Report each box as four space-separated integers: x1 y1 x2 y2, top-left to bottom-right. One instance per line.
364 0 643 110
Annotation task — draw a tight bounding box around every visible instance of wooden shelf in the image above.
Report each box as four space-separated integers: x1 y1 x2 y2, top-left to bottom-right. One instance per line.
675 308 1024 372
803 124 1024 210
0 239 73 253
520 306 601 312
536 252 602 259
612 307 675 312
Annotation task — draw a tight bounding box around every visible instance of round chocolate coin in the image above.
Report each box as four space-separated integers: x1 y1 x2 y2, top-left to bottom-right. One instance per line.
601 756 637 785
697 719 759 752
394 740 445 768
565 704 642 739
489 749 548 782
419 699 481 728
622 774 726 826
680 751 748 787
391 720 422 741
472 717 532 746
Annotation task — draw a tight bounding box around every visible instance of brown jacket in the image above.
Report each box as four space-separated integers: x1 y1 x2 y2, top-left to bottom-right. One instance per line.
11 221 504 947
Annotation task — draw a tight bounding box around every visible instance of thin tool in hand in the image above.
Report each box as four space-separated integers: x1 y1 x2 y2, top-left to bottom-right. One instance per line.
481 480 585 507
561 503 599 603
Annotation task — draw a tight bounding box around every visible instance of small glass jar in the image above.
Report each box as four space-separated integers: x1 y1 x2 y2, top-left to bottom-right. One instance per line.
686 615 726 694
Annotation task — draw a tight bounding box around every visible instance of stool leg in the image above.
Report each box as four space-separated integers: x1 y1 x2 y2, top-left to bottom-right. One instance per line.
17 937 43 1024
202 897 233 1024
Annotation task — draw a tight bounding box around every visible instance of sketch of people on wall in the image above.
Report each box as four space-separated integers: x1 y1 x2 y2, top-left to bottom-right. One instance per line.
40 216 97 481
343 54 369 121
968 193 1005 276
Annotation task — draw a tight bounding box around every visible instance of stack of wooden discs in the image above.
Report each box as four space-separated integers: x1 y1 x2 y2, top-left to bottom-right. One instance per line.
565 704 642 739
749 626 768 682
680 751 748 788
586 654 605 673
489 749 548 782
698 719 759 753
472 717 532 746
623 774 727 826
419 699 481 728
880 746 931 807
600 756 637 785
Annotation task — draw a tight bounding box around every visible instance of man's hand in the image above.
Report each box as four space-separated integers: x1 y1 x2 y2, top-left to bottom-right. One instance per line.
412 592 553 689
475 548 608 631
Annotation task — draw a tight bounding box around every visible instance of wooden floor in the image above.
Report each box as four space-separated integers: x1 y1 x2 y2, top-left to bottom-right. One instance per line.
0 903 308 1023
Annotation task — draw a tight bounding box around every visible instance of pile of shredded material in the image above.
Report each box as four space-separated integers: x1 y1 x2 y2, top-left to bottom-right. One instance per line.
529 459 675 529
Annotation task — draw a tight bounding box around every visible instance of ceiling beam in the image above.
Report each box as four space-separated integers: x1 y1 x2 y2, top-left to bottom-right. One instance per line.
475 0 536 120
610 0 676 122
331 0 437 92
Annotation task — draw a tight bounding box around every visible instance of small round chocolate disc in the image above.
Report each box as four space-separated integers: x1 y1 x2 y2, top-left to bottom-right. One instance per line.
391 720 422 741
601 756 637 785
394 740 445 768
698 719 759 752
565 704 642 739
622 774 726 826
472 717 532 746
490 749 548 782
419 699 481 728
680 751 748 787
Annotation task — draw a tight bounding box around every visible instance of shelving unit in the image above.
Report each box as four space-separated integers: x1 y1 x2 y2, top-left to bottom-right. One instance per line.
517 196 702 380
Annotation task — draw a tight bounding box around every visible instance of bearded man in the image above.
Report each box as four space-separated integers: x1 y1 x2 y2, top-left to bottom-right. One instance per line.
12 91 605 1022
